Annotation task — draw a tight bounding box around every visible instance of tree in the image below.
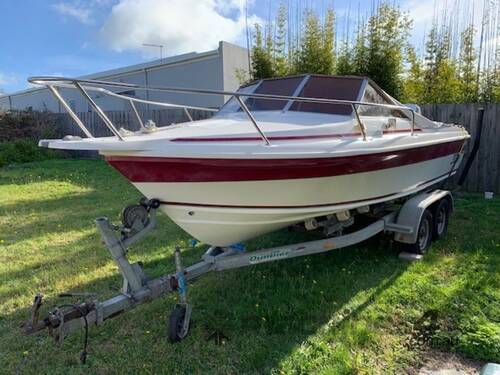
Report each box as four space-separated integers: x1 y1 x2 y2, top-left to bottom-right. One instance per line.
480 68 500 102
351 21 368 76
273 3 288 77
402 46 425 103
422 25 461 103
430 61 461 103
247 0 497 104
321 9 336 73
293 10 335 75
363 3 412 98
251 23 274 80
458 25 478 102
336 41 355 75
423 25 439 82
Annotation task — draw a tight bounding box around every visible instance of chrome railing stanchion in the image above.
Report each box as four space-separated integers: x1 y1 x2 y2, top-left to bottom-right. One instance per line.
47 85 94 138
411 110 415 136
183 107 193 122
235 95 271 146
129 99 145 130
74 82 124 141
352 103 367 141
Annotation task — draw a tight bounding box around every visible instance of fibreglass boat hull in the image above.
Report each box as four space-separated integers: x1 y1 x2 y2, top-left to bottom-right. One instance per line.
105 139 466 246
35 75 471 247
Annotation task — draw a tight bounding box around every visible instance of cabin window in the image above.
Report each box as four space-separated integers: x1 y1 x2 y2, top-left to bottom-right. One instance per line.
289 76 363 115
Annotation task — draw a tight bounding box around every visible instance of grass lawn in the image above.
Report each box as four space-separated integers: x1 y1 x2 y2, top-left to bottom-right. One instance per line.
0 159 499 374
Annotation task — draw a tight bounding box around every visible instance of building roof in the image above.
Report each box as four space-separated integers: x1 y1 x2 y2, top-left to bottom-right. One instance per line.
3 43 226 99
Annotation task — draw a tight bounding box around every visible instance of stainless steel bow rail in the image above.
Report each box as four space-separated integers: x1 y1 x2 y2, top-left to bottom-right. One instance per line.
28 76 417 144
22 190 453 358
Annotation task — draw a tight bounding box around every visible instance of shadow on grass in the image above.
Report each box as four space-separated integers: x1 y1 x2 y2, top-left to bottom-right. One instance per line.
2 228 411 374
0 160 418 373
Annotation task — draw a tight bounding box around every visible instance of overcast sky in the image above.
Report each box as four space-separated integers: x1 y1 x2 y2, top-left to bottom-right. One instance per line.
0 0 485 93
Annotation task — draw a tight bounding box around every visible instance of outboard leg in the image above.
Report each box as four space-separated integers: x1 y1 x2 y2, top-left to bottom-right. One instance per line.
168 246 192 342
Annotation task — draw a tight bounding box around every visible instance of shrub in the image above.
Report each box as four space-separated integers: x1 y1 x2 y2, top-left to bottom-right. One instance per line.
0 109 63 142
0 139 61 167
0 109 66 167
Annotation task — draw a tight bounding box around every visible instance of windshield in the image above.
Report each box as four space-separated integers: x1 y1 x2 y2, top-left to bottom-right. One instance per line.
218 75 365 116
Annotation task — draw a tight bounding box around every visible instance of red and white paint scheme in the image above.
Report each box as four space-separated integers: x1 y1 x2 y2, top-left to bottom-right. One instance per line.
37 75 470 246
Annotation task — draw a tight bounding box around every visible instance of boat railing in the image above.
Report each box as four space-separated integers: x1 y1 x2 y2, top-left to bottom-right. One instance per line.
28 76 417 144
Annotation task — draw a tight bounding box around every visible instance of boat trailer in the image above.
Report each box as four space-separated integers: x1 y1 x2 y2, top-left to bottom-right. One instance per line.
22 190 453 356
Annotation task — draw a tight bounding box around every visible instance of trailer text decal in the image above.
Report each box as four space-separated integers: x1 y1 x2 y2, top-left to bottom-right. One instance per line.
249 250 289 264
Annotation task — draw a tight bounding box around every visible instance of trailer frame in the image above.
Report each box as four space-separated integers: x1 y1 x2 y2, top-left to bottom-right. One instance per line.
22 189 453 346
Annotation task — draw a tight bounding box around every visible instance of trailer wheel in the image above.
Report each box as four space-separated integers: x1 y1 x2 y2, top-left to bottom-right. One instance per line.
407 209 433 254
168 306 189 342
433 199 450 240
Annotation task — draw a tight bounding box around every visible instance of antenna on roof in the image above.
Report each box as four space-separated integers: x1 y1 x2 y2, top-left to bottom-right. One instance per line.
142 43 164 61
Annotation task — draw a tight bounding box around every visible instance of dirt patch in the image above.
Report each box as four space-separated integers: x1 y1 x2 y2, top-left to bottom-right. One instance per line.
418 349 484 374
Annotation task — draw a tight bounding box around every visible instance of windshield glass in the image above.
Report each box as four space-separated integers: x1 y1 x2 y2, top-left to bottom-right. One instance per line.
358 83 406 118
217 75 366 116
244 76 304 111
216 82 259 116
289 76 363 115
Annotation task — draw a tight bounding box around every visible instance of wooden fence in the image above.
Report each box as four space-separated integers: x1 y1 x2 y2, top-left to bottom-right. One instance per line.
53 104 499 193
420 103 499 194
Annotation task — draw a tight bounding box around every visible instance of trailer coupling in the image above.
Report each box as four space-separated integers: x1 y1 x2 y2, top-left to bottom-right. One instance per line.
22 294 94 340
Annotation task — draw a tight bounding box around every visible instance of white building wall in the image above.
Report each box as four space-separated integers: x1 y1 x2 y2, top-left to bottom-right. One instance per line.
7 89 60 112
220 41 251 98
0 96 9 109
0 41 249 113
146 55 223 108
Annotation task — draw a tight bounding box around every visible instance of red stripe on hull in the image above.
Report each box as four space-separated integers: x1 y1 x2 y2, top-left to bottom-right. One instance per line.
106 140 464 183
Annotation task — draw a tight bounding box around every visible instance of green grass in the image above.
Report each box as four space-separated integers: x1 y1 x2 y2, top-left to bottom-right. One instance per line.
0 159 499 374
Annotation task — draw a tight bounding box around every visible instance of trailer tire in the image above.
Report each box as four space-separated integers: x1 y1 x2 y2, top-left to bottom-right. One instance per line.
407 209 433 254
168 306 188 342
432 199 450 240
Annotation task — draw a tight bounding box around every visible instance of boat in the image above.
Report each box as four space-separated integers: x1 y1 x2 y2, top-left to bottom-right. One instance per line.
31 74 470 246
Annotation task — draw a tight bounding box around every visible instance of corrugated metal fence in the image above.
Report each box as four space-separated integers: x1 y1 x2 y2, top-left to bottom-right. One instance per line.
420 103 499 194
56 108 213 137
54 104 499 193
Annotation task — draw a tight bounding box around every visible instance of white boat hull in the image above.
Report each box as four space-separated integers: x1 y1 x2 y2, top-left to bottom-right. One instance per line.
130 153 462 246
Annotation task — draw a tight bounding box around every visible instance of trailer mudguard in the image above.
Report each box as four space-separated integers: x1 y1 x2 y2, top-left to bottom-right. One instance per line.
394 190 453 244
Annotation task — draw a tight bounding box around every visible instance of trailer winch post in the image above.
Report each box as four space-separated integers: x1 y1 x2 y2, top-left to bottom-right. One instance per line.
96 218 144 293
